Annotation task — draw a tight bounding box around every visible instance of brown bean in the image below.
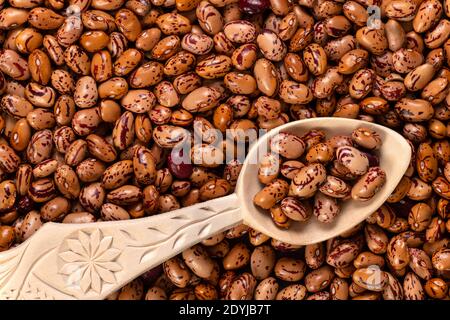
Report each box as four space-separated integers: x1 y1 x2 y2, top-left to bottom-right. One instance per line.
387 236 410 271
424 278 448 299
28 178 55 203
62 212 96 224
40 197 70 221
54 165 80 199
254 179 289 209
432 248 450 271
404 272 426 300
353 267 388 292
274 257 306 282
223 243 250 271
19 210 43 241
250 245 276 280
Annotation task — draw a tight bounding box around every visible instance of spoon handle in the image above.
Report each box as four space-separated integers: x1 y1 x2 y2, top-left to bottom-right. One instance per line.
0 194 242 300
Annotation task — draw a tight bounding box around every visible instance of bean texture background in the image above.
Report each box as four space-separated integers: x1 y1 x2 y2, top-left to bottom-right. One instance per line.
0 0 449 301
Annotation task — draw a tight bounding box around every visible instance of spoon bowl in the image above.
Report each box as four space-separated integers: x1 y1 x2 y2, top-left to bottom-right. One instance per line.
236 117 411 245
0 118 411 300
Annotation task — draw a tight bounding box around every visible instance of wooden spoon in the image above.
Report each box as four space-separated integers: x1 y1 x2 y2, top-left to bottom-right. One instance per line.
0 118 411 300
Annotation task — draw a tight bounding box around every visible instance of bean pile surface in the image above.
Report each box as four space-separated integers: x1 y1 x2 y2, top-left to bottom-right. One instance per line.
0 0 449 300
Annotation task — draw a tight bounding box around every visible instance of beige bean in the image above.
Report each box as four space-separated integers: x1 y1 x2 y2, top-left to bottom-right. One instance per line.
15 28 43 54
326 239 360 268
73 76 98 109
15 164 32 196
42 35 64 66
382 272 404 300
385 0 417 21
413 0 442 33
408 177 433 201
354 251 385 269
74 159 104 184
65 139 88 167
342 1 368 26
51 70 75 95
165 257 193 289
151 35 181 61
28 49 52 85
0 94 33 118
102 160 133 189
392 48 424 74
330 277 349 300
79 31 110 53
199 178 231 201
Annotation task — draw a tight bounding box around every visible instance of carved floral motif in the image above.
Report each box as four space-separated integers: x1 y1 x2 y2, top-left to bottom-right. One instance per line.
58 230 122 294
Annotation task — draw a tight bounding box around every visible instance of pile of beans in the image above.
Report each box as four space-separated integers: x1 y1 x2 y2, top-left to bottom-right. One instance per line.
253 128 386 228
0 0 449 300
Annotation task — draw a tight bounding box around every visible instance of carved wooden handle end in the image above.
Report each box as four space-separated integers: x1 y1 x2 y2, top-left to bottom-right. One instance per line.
0 194 242 300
